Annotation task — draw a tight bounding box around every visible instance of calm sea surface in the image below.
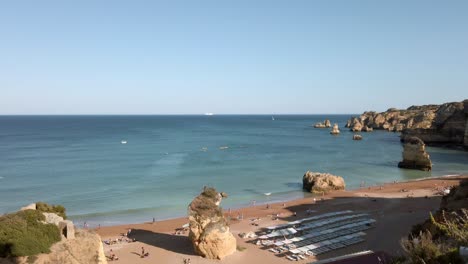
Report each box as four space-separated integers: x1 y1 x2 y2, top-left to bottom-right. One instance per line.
1 115 467 226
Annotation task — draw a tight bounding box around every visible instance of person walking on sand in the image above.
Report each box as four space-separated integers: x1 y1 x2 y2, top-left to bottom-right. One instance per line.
141 247 145 257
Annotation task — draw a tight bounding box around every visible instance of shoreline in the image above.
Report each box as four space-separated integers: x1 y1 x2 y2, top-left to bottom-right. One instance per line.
94 174 467 264
96 174 467 233
76 173 464 228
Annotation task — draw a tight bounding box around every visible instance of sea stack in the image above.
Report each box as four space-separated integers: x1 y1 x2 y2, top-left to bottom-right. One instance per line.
188 187 236 260
330 123 340 134
398 137 432 171
353 134 363 140
302 171 345 194
314 119 331 128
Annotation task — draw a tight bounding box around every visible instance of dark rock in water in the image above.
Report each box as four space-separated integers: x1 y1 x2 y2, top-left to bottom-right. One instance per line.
398 137 432 171
353 134 363 140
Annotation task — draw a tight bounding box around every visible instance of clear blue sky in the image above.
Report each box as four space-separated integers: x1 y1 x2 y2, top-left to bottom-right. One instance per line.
1 0 467 114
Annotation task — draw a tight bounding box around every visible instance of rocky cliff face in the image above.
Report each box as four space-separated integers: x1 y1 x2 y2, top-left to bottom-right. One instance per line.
32 229 107 264
302 171 345 193
1 204 107 264
397 137 432 171
345 100 468 148
188 187 236 260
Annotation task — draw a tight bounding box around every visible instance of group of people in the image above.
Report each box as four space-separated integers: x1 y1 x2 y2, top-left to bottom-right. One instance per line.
183 258 191 264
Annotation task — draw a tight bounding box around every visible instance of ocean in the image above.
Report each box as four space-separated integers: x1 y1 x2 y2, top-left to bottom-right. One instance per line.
1 115 467 226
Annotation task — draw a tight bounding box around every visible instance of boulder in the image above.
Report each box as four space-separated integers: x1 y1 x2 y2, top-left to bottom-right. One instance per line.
362 126 373 132
324 119 331 128
302 171 345 193
398 137 432 171
353 135 363 140
58 220 75 240
42 213 64 226
20 203 36 211
330 123 340 135
188 187 236 260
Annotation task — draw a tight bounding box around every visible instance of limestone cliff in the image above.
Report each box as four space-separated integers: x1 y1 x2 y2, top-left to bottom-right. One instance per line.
302 171 345 193
32 229 107 264
397 137 432 171
188 187 236 260
345 100 468 148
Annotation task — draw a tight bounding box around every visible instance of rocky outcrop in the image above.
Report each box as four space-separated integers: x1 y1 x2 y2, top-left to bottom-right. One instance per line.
32 229 106 264
302 171 345 193
345 100 468 147
330 123 340 135
397 137 432 171
1 204 106 264
353 135 363 140
188 187 236 260
362 126 373 132
314 119 331 128
20 203 36 211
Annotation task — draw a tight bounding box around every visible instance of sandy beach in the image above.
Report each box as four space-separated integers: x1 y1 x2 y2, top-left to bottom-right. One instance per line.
96 175 467 264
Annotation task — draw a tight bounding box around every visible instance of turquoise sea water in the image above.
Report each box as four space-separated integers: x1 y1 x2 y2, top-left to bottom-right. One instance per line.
1 115 467 226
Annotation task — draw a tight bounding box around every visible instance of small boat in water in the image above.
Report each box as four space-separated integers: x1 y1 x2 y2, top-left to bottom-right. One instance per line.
204 113 214 116
264 192 272 196
121 140 127 144
272 116 275 121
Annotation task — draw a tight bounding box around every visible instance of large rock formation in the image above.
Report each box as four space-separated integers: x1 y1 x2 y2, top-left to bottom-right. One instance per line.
397 137 432 171
188 187 236 260
314 119 331 128
0 203 106 264
345 100 468 147
32 229 106 264
302 171 345 193
330 123 340 135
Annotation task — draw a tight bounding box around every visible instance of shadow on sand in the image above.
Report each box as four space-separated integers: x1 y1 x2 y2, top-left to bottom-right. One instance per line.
128 229 196 256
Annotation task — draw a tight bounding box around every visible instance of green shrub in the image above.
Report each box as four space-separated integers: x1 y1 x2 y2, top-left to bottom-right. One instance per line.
36 202 67 219
0 209 61 257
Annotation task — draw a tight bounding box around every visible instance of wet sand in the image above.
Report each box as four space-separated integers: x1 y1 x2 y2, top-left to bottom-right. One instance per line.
96 175 466 264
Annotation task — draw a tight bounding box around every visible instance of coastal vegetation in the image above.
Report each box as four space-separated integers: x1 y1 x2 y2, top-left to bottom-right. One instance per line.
0 209 61 257
397 179 468 263
35 201 67 219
